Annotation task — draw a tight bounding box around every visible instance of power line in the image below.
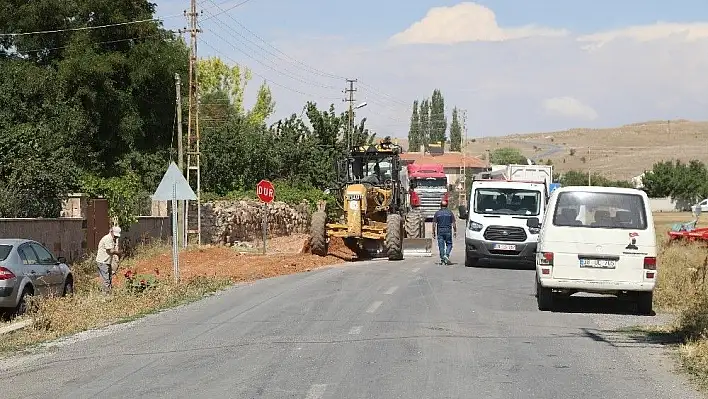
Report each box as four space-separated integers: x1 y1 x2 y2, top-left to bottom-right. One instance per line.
201 3 346 81
0 16 181 37
200 0 258 22
200 8 339 90
200 38 339 100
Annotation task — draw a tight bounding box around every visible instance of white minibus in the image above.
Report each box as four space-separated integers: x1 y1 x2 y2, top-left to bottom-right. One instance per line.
527 186 657 315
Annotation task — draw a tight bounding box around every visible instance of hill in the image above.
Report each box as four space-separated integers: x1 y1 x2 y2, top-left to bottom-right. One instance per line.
465 119 708 180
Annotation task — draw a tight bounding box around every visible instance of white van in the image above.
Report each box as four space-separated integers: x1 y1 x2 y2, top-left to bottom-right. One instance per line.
527 186 657 315
464 179 548 267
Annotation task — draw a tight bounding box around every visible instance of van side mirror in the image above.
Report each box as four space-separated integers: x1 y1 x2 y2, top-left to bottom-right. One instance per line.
458 205 468 220
57 256 67 264
526 217 540 229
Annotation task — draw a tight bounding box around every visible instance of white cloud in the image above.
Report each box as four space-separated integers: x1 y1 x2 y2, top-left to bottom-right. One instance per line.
578 22 708 50
389 2 568 45
242 3 708 137
543 97 598 120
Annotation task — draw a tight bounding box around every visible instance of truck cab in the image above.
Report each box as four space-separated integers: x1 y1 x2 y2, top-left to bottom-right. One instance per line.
401 163 448 220
464 179 548 267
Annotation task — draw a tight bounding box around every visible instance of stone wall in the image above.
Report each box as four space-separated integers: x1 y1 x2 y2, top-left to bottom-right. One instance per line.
188 200 312 244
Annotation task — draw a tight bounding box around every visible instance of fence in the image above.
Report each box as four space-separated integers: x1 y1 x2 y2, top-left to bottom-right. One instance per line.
0 216 170 262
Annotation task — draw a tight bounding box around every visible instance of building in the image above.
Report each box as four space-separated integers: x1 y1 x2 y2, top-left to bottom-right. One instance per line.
399 151 488 188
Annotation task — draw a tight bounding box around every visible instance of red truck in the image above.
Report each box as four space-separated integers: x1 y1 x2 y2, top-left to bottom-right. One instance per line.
402 163 449 220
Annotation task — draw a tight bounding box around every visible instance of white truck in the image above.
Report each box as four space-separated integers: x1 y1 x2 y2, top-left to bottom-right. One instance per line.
462 164 553 267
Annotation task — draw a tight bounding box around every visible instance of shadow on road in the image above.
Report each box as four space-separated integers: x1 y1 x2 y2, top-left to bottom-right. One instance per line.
581 327 685 348
549 295 656 316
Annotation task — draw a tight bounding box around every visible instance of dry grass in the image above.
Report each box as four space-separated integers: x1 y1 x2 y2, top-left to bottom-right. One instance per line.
0 238 349 354
0 241 233 354
651 212 708 387
466 119 708 180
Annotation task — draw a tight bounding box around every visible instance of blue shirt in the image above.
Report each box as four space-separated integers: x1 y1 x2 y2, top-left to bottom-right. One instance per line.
434 208 455 234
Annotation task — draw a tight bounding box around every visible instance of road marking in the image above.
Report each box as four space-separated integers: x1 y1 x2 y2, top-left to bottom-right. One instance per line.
304 384 327 399
366 301 383 313
348 326 362 335
384 286 398 295
412 267 420 272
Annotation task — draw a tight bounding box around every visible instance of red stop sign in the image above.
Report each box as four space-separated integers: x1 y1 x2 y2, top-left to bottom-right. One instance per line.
256 180 275 203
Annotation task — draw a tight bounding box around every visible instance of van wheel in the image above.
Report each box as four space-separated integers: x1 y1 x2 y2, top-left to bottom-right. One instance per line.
536 276 554 311
636 291 653 315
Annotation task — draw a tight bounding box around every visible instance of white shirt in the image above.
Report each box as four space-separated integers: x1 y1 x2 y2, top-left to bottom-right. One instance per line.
95 234 116 264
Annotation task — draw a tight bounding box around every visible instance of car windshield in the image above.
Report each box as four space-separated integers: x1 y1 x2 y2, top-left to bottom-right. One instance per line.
0 245 11 261
413 178 447 188
552 191 647 229
474 188 541 216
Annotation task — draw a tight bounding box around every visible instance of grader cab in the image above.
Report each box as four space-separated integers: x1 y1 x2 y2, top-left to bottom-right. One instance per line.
309 138 430 260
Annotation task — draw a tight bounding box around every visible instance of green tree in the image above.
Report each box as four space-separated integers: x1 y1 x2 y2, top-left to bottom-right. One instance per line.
558 170 633 188
429 89 447 145
490 147 527 165
643 160 708 203
407 100 420 152
248 81 276 126
449 107 462 152
419 99 430 150
198 57 252 115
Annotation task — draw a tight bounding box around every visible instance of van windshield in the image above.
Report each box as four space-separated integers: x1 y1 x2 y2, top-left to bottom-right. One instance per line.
552 191 647 229
474 188 541 216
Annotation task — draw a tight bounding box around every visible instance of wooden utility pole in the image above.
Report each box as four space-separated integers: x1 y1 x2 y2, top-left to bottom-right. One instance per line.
175 73 185 248
343 79 357 150
459 109 468 207
184 0 202 245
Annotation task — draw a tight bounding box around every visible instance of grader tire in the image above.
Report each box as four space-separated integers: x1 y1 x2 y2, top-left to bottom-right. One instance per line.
310 211 328 256
404 209 425 238
386 214 403 261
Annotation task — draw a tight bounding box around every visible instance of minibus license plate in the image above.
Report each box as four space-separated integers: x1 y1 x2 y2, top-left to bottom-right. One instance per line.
494 244 516 251
580 259 616 269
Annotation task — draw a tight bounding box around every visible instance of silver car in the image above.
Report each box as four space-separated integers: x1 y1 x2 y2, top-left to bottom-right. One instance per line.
0 239 75 317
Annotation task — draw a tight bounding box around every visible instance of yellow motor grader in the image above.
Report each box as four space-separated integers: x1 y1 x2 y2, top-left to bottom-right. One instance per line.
309 138 431 260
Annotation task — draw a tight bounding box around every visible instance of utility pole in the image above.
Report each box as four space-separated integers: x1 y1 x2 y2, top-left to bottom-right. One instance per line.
184 0 202 245
343 79 357 150
175 73 185 248
459 109 467 207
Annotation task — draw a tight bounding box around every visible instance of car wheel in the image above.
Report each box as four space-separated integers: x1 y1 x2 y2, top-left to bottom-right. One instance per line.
15 288 32 317
62 277 74 297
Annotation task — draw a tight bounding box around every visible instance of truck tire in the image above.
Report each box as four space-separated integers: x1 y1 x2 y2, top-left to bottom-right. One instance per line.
404 209 424 238
310 211 328 256
386 214 403 261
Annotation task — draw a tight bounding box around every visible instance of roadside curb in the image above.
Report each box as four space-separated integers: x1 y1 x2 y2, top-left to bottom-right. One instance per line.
0 319 32 336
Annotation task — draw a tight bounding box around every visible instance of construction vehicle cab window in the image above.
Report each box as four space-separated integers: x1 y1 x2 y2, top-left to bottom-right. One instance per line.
309 138 432 261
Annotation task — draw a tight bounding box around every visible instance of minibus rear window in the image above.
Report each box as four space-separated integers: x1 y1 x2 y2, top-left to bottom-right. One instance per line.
552 192 647 229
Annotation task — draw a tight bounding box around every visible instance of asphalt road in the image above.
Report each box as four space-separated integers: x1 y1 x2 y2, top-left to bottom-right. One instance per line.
0 222 702 399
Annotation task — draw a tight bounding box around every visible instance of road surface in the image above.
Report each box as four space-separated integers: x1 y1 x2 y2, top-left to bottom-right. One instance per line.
0 222 701 398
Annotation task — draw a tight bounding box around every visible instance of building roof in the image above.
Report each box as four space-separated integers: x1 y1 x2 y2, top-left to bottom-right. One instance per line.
400 152 487 169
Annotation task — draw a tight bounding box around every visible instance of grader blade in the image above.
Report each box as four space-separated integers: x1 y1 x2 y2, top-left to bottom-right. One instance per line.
402 238 433 257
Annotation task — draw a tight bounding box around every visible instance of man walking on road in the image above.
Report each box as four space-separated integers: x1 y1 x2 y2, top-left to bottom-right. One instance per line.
96 226 122 294
432 199 456 264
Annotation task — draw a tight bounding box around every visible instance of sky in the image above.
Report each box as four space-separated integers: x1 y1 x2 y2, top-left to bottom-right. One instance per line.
153 0 708 138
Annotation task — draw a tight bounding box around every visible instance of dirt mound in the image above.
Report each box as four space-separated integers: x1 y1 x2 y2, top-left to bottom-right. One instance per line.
299 236 359 260
118 247 345 283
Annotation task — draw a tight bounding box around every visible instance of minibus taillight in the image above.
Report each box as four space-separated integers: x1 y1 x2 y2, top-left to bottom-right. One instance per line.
643 257 657 270
539 252 554 266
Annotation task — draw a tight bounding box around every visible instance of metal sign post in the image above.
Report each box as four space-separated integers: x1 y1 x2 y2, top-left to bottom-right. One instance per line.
256 180 275 255
152 162 197 283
